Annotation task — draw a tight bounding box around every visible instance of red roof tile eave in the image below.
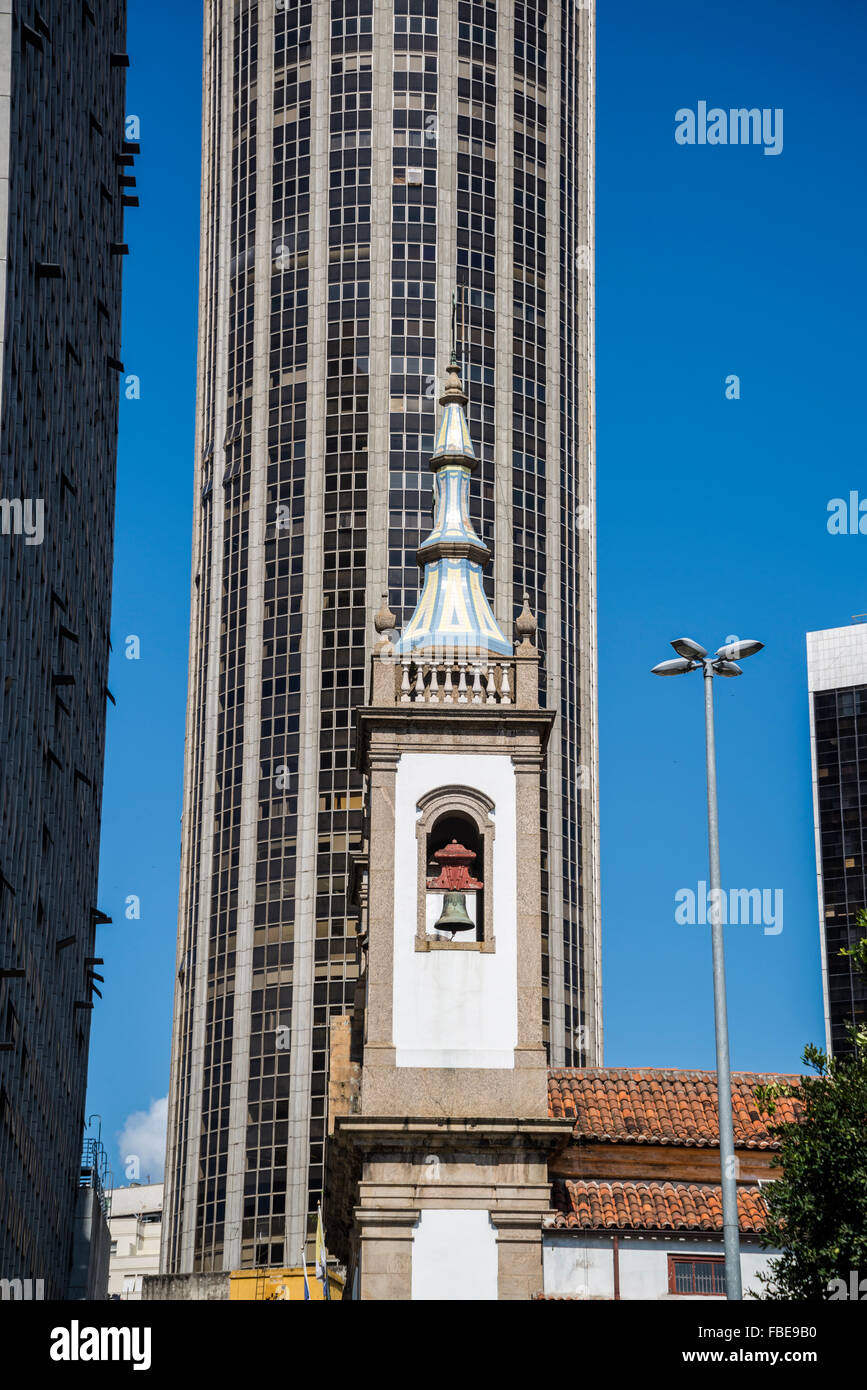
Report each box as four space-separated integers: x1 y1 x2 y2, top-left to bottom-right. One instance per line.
547 1068 803 1149
562 1134 781 1151
550 1179 770 1236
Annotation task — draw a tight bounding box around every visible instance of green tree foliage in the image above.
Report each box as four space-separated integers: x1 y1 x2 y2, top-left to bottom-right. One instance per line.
754 926 867 1299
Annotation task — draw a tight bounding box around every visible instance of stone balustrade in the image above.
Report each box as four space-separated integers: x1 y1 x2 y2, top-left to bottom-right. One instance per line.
397 655 513 705
369 641 540 710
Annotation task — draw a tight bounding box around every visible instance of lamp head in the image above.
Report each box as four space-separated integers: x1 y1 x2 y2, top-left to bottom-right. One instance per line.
651 657 699 676
670 637 707 660
715 640 764 662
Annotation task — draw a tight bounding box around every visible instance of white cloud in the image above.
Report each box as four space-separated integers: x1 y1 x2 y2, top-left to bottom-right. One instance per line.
117 1095 168 1183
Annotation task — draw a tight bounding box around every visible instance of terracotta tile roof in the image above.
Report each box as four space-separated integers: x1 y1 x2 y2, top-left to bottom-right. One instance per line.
551 1178 769 1233
548 1068 802 1149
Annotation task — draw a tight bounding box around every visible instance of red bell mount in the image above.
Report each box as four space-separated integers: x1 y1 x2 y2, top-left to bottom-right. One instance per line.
426 840 483 892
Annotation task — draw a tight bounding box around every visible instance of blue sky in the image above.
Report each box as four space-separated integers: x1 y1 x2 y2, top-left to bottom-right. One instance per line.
85 0 867 1181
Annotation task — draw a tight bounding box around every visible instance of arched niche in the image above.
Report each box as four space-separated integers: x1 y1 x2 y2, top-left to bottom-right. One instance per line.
414 785 496 952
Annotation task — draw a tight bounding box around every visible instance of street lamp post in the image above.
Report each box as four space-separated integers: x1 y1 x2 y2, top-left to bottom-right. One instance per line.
651 636 764 1302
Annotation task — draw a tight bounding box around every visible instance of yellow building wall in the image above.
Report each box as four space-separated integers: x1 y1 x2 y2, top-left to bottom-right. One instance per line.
230 1267 343 1301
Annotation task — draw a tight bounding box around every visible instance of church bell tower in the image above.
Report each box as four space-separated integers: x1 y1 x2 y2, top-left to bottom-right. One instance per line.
330 360 571 1300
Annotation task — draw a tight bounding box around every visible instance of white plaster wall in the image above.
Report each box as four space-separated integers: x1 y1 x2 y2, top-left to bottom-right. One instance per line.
741 1249 774 1296
393 754 517 1068
543 1234 775 1300
411 1209 499 1301
543 1235 614 1299
619 1241 716 1300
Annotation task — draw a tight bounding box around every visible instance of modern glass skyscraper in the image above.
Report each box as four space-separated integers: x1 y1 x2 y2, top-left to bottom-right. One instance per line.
0 0 129 1296
164 0 599 1274
807 622 867 1057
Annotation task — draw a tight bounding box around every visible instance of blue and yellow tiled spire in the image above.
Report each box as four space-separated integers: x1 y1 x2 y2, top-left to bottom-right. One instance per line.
394 358 512 658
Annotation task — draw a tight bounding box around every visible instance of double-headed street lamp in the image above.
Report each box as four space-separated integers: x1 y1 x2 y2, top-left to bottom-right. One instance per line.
652 636 764 1302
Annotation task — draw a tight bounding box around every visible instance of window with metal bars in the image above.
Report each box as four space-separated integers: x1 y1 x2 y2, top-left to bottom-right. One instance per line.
668 1254 726 1296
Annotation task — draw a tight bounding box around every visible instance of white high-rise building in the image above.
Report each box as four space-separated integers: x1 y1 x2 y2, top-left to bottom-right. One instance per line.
107 1184 164 1301
807 621 867 1055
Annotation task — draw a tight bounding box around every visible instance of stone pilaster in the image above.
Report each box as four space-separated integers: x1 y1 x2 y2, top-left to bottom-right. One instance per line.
512 748 545 1065
491 1210 545 1301
362 745 400 1070
355 1208 418 1302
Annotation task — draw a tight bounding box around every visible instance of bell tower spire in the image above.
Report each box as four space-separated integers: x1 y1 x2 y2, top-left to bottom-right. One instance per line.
394 358 512 658
330 347 569 1304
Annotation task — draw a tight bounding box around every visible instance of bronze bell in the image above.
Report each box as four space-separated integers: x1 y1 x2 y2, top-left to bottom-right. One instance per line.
434 890 474 934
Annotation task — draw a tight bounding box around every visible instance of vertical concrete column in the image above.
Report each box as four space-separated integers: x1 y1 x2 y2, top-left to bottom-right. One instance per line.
436 0 457 373
491 1210 545 1301
365 2 394 622
178 0 235 1272
223 0 276 1272
543 0 566 1067
357 1208 418 1302
576 0 602 1065
494 3 515 634
287 0 331 1261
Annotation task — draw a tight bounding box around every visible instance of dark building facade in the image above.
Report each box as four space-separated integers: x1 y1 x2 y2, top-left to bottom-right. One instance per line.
0 1 129 1297
164 0 599 1276
808 624 867 1057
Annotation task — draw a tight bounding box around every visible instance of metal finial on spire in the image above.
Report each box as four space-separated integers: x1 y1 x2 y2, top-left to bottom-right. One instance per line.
439 358 468 410
450 286 463 369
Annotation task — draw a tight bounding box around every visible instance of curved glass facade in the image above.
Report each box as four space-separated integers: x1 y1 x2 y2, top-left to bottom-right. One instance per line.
164 0 599 1274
